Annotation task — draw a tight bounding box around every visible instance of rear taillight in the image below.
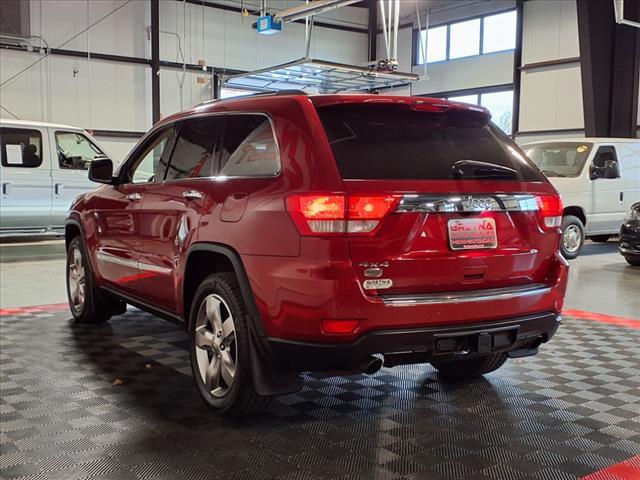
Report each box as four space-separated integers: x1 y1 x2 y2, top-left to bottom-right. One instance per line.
286 194 400 235
536 195 563 230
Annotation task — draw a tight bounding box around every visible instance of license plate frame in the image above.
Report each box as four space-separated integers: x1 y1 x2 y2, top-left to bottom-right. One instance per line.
447 217 498 250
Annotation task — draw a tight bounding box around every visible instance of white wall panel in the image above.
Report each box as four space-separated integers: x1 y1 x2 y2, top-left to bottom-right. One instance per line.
93 137 138 166
30 0 149 59
519 64 583 132
522 0 579 64
411 51 514 96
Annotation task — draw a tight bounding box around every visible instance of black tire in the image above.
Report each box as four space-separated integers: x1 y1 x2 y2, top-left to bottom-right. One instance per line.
560 215 585 259
590 235 611 243
66 236 125 324
431 353 507 380
188 273 271 417
624 255 640 266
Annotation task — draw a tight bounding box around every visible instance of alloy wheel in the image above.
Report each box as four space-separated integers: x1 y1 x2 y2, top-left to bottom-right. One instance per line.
67 247 86 314
194 294 237 398
563 224 582 253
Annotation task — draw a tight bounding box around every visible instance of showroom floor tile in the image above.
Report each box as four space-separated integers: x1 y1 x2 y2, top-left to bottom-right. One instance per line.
1 309 639 480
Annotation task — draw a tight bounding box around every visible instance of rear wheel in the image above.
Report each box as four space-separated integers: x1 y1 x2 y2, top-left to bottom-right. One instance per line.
560 215 585 259
188 273 271 417
66 236 125 324
590 234 611 243
624 255 640 266
431 353 507 380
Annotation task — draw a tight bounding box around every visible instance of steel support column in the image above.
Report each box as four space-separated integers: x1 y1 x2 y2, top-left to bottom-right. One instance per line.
367 0 378 62
577 0 640 138
151 0 160 124
511 0 523 136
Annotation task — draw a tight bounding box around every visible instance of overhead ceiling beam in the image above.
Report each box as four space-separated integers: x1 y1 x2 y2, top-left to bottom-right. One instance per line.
274 0 362 23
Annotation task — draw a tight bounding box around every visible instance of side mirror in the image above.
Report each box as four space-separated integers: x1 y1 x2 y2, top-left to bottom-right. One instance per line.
590 159 619 180
89 158 115 184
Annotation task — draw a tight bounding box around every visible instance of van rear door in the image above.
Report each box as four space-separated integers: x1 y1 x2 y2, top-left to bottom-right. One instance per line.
0 125 52 234
314 102 561 296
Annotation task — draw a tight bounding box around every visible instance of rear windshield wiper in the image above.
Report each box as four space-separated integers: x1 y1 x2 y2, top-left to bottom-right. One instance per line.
452 159 518 179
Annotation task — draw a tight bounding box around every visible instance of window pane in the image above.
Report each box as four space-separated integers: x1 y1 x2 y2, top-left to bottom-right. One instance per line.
165 117 222 180
480 90 513 133
449 18 480 59
316 104 544 181
0 128 42 168
448 94 479 105
524 142 593 178
483 10 517 53
56 132 106 170
219 116 279 177
129 128 173 184
417 26 447 64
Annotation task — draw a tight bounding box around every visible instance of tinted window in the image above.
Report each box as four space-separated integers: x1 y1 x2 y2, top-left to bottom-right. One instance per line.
317 104 544 181
165 117 223 180
0 128 42 168
56 131 107 170
125 127 173 184
524 142 593 178
219 115 279 177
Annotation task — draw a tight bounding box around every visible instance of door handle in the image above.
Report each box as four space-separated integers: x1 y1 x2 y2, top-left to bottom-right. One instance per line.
182 190 203 200
620 192 624 202
1 183 11 195
126 193 142 201
55 183 64 195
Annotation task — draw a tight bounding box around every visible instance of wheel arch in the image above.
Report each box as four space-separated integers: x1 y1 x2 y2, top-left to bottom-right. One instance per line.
182 243 264 336
563 206 586 227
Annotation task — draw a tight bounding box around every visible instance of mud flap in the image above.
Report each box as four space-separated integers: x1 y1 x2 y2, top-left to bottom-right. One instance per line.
248 318 303 396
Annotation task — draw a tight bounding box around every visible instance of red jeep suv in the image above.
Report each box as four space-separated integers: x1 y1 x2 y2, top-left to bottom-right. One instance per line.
66 92 568 416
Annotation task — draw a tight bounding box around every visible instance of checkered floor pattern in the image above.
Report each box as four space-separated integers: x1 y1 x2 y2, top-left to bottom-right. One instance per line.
1 308 639 480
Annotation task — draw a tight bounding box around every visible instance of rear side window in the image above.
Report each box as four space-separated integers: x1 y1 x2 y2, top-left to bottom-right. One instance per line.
165 116 224 181
524 142 593 178
316 105 544 181
219 115 279 177
0 128 43 168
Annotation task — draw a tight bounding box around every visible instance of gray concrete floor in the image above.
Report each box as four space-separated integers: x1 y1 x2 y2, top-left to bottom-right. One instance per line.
1 239 638 318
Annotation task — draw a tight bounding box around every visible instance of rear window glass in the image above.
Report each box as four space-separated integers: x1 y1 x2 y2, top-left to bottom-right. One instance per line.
316 104 544 181
523 142 593 178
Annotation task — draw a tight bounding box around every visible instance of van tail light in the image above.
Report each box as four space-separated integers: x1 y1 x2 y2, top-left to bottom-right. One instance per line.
536 194 563 230
286 194 400 235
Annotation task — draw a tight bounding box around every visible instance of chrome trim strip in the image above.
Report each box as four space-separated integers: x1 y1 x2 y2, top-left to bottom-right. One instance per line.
381 283 551 307
138 261 172 274
96 252 172 274
396 194 539 213
96 251 137 269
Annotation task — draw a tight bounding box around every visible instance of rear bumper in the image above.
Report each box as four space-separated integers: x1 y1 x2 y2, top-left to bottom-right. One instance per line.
267 311 561 372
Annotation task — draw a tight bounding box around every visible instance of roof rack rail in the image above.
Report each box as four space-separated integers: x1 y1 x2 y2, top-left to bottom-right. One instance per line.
195 89 308 108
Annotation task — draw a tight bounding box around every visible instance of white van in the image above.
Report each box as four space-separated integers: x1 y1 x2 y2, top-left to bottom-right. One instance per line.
0 119 111 238
522 138 640 258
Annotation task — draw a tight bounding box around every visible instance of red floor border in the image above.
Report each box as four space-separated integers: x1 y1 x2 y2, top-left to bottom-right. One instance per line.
563 309 640 329
0 303 69 316
581 455 640 480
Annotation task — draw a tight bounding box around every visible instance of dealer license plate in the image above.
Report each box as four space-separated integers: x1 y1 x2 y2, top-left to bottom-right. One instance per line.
448 218 497 250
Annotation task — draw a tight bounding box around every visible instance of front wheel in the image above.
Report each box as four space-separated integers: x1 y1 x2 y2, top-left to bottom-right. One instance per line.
431 353 507 380
66 236 125 324
560 215 585 259
188 273 271 417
